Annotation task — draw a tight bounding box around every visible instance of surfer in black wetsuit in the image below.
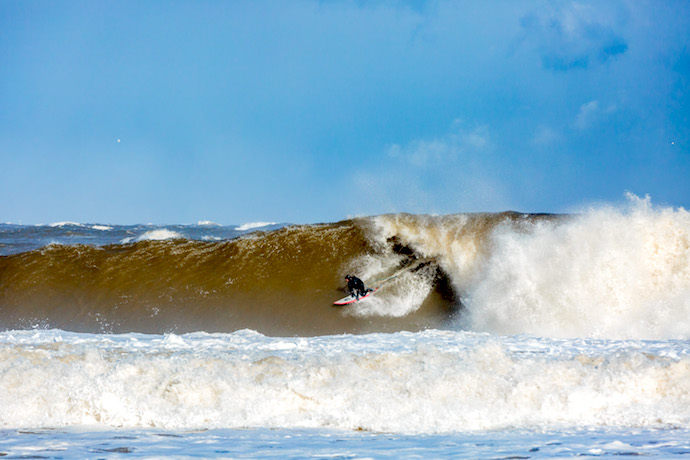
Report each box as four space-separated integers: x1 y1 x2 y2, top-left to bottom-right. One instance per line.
345 274 369 300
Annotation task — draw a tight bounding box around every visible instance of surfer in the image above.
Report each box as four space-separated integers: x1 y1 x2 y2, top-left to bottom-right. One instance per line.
345 274 370 300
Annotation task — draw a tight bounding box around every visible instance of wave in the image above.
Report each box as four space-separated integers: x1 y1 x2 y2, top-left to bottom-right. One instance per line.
0 220 448 335
235 222 278 231
1 195 689 338
48 221 85 228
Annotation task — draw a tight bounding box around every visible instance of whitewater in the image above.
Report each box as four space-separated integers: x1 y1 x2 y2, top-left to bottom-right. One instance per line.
1 195 690 458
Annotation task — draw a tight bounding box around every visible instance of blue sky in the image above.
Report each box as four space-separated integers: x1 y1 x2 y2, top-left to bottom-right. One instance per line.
1 0 689 225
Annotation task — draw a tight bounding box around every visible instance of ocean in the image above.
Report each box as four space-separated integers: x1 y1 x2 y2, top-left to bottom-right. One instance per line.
1 195 689 458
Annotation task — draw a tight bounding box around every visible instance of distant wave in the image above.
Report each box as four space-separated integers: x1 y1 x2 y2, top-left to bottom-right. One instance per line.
235 222 277 231
46 222 112 230
121 229 185 244
48 221 84 227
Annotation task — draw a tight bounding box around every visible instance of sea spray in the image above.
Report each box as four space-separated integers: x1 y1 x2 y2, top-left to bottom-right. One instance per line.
464 195 690 339
372 195 690 340
347 264 437 318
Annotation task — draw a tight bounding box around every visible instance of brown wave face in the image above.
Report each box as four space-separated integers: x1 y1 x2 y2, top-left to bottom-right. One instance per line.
0 219 459 336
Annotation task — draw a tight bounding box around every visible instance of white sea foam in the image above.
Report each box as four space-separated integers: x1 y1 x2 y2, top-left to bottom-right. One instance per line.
91 225 113 231
236 222 277 231
0 329 688 433
197 221 220 226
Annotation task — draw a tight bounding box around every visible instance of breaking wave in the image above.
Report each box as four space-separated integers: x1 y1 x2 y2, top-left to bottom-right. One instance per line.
1 195 689 339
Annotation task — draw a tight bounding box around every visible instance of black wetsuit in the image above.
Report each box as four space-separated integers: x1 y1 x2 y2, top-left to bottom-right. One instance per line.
347 275 367 299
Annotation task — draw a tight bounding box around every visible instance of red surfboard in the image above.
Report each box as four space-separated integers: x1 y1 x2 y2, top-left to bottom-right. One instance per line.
332 288 377 306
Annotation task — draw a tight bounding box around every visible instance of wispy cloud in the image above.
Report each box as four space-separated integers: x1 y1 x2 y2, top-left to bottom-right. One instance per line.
520 2 628 71
531 125 561 147
350 120 514 215
574 99 617 129
575 100 600 129
386 121 491 168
